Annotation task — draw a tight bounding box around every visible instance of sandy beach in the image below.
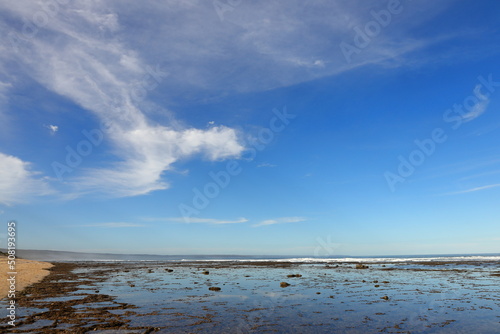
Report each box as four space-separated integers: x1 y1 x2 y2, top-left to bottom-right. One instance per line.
0 255 53 299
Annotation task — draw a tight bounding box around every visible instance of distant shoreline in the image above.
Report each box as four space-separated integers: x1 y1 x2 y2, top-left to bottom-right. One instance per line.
3 248 500 262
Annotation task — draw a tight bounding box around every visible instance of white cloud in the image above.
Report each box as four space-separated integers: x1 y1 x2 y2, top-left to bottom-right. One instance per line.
0 152 53 205
150 217 248 225
462 84 490 122
0 81 11 103
81 222 144 228
0 0 453 198
76 125 243 196
445 183 500 195
253 216 308 227
45 124 59 135
0 1 245 197
257 162 277 168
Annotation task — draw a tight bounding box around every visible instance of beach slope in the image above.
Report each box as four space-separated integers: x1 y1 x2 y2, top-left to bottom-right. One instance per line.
0 255 53 299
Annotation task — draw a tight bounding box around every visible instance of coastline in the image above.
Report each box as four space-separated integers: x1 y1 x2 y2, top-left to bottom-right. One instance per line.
0 256 54 299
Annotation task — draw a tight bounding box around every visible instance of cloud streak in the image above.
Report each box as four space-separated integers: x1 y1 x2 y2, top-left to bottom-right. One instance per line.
257 163 277 168
253 217 308 227
461 84 490 122
151 217 249 225
445 183 500 195
81 222 144 228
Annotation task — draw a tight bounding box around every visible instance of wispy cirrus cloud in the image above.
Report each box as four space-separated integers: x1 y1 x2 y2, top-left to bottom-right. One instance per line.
257 162 277 168
0 0 455 200
1 1 245 198
253 217 308 227
461 84 490 122
81 222 144 228
147 217 248 225
445 183 500 195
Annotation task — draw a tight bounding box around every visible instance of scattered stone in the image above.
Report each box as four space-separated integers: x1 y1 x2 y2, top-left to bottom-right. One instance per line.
208 287 221 291
329 295 334 298
381 295 389 300
165 269 174 272
316 292 321 294
202 271 210 275
287 274 302 278
355 264 369 269
280 282 290 287
374 285 380 288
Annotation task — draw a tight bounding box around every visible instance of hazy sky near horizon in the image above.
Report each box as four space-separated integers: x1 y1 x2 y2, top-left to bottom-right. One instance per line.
1 0 500 256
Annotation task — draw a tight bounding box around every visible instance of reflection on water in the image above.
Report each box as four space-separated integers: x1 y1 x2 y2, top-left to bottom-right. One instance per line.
1 261 499 333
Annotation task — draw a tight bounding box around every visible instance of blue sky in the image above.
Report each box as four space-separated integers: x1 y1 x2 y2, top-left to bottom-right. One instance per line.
1 0 500 256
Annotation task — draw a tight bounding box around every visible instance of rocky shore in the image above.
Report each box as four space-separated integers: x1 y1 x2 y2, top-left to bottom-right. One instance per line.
1 260 499 333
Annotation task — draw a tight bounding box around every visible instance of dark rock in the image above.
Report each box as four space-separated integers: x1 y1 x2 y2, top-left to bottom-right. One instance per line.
381 295 389 300
287 274 302 278
280 282 290 287
208 287 221 291
202 271 210 275
374 285 380 288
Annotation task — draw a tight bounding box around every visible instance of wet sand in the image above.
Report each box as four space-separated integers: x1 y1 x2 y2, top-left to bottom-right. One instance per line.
1 260 499 333
0 256 53 299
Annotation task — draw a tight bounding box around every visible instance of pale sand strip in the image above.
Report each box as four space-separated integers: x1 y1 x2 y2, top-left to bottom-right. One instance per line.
0 257 54 299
